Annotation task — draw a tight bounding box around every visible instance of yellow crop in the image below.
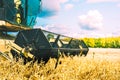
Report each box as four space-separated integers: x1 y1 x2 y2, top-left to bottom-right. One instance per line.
0 49 120 80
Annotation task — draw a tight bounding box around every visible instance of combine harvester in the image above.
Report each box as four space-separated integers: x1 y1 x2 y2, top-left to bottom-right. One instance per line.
0 0 89 67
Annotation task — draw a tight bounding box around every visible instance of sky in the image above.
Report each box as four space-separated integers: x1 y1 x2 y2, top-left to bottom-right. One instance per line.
35 0 120 38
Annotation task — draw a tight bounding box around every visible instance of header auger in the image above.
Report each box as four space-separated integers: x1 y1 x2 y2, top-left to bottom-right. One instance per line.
0 0 89 68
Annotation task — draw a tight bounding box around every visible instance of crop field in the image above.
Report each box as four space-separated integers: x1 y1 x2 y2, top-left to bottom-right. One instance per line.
0 40 120 80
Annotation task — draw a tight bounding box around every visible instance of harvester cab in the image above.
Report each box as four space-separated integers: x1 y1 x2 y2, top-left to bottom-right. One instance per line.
0 0 89 68
0 0 40 31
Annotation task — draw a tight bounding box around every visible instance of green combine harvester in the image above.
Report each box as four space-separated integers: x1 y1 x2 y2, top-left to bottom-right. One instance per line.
0 0 89 68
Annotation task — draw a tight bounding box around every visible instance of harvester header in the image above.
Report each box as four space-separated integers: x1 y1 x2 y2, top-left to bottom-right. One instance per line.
0 0 89 68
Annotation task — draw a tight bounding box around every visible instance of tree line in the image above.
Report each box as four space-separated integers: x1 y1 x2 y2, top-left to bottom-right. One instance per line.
47 33 120 48
82 37 120 48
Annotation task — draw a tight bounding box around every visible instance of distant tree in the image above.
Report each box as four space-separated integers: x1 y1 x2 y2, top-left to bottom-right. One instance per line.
94 38 102 48
47 34 54 41
84 38 95 47
70 39 80 48
83 37 120 48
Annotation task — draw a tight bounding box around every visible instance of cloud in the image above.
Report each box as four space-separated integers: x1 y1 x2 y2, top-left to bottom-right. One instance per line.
71 0 79 2
59 0 69 3
64 4 74 10
112 29 120 37
38 0 60 17
117 3 120 7
35 24 119 38
38 0 68 17
87 0 119 3
78 10 103 30
40 24 103 38
40 24 82 38
41 24 72 34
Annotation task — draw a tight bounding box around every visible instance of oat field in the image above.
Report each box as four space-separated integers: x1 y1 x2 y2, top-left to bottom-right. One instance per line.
0 40 120 80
